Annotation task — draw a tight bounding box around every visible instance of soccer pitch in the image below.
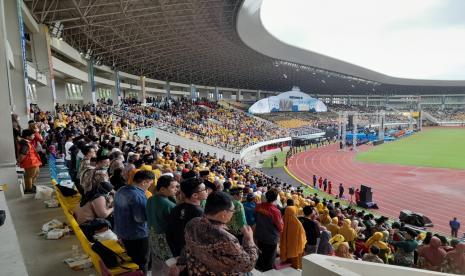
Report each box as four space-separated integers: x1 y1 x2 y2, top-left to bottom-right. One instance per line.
355 128 465 169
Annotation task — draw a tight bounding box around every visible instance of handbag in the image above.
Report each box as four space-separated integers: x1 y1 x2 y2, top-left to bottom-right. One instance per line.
91 241 126 268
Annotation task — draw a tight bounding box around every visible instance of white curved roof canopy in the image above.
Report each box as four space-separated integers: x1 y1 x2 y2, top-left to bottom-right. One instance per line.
237 0 465 87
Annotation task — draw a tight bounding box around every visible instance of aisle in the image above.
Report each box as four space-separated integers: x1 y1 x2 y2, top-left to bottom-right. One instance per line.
8 165 95 276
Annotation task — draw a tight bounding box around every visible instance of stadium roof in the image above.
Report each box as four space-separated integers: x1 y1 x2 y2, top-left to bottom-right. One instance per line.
25 0 465 95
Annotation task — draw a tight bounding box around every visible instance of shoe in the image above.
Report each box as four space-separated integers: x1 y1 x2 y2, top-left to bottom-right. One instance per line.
31 185 37 192
24 189 35 194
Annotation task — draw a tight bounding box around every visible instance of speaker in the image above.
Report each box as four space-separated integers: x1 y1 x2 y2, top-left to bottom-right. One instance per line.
348 115 354 128
360 185 372 203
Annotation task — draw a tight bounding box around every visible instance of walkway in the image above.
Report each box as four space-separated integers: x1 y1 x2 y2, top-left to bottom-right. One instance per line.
7 166 95 276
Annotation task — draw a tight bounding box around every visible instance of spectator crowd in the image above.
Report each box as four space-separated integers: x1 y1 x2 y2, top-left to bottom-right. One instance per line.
11 101 465 276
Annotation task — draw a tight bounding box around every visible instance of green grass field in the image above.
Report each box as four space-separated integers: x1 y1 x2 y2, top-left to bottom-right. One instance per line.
262 151 288 168
356 128 465 169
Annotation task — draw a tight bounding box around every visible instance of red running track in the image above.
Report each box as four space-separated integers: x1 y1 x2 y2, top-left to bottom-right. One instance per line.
287 143 465 235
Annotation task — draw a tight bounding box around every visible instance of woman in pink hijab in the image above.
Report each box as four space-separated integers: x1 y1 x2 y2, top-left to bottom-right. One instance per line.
441 243 465 274
417 236 447 271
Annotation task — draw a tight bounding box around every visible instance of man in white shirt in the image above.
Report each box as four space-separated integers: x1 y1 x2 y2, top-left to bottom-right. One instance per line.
64 134 75 169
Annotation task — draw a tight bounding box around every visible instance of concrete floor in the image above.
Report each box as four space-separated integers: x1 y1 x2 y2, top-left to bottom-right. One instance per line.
7 167 95 276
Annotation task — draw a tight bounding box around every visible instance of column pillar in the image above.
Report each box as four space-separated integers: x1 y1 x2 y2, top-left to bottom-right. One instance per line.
214 87 219 101
190 84 197 101
165 81 171 99
0 0 23 198
236 89 241 102
441 95 446 110
257 90 261 100
114 70 121 104
352 114 358 151
140 76 146 104
34 25 56 112
379 111 385 141
83 58 96 104
5 0 29 124
341 112 347 151
366 95 369 108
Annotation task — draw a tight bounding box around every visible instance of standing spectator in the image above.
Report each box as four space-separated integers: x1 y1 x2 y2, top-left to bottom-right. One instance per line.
312 175 317 188
180 191 258 275
166 178 206 258
114 170 154 275
17 130 42 193
64 134 74 169
323 178 328 192
318 177 323 189
328 181 333 195
339 183 345 199
255 188 283 272
81 155 110 194
243 193 256 227
227 187 247 243
450 217 460 238
298 206 320 255
11 114 22 157
146 175 178 275
280 205 306 269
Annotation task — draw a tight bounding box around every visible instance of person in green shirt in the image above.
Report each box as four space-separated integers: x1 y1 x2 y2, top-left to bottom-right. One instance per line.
146 175 178 274
227 187 247 244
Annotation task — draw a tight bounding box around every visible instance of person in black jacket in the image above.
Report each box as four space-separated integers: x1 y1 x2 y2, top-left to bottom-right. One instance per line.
298 206 320 254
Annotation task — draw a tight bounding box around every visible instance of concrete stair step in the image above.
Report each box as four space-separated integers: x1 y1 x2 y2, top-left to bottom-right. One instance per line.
257 267 302 276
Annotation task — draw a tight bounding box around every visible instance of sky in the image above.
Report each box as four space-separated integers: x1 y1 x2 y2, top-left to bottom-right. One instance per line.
261 0 465 80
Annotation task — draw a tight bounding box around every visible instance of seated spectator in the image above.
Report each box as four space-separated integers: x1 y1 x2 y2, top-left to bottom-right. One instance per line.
362 246 384 263
441 243 465 274
317 230 334 255
339 219 357 249
327 217 340 237
365 232 391 263
335 242 355 259
417 236 446 271
280 205 306 269
74 181 114 225
179 191 258 275
390 228 418 267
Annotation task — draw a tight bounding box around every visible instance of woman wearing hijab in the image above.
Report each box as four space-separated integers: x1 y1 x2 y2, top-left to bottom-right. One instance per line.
330 234 346 251
338 219 357 250
319 209 331 226
74 181 114 225
365 232 391 263
334 242 355 259
390 228 418 267
441 243 465 274
327 217 340 237
417 236 447 271
317 230 334 255
280 206 307 269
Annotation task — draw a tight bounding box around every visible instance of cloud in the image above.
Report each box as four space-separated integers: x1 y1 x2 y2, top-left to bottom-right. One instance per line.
261 0 465 80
